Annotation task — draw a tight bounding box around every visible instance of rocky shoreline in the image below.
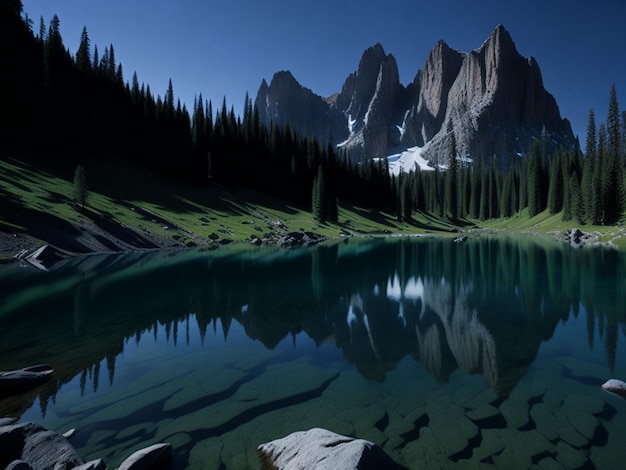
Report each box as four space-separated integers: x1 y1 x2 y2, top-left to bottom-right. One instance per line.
1 418 412 470
0 418 173 470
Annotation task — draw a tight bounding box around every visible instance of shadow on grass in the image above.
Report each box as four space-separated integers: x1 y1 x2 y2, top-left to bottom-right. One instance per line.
75 205 159 250
2 197 92 253
348 206 398 229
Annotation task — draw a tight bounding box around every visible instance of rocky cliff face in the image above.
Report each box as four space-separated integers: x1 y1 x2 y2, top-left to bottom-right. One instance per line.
255 25 575 168
254 71 331 141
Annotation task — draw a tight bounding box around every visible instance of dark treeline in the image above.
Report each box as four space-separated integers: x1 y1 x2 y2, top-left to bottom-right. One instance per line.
3 2 625 225
3 1 394 223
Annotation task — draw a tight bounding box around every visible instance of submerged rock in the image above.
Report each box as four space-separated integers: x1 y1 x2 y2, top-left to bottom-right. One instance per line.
257 427 406 469
601 379 626 399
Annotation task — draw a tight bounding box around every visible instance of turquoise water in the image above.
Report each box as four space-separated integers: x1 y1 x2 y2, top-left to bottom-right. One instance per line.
1 235 626 469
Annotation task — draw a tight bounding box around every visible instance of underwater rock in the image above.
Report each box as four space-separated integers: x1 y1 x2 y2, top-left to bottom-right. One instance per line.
257 427 406 470
602 379 626 399
555 440 588 469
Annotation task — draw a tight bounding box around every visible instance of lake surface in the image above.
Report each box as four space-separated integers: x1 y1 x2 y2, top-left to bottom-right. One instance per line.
1 234 626 469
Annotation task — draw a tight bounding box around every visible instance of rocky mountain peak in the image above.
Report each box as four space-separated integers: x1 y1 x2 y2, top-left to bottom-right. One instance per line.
255 25 575 168
254 70 330 141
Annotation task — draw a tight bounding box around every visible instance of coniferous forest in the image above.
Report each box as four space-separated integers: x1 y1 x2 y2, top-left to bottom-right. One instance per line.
3 1 626 227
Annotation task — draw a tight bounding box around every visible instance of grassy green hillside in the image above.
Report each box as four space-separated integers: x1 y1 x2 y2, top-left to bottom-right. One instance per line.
0 156 455 258
1 155 624 261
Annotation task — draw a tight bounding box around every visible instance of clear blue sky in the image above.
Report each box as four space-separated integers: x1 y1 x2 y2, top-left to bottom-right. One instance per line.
21 0 626 141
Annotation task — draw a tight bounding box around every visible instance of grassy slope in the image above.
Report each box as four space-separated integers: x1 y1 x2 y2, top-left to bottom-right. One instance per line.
1 156 624 258
0 156 455 257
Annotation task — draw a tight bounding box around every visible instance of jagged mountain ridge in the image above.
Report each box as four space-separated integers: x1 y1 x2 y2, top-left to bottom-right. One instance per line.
255 25 575 168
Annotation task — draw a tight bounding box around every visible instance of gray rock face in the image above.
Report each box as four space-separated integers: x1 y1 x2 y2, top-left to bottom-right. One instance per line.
254 71 332 143
256 427 406 470
401 40 465 150
423 25 574 167
255 24 574 167
332 43 404 161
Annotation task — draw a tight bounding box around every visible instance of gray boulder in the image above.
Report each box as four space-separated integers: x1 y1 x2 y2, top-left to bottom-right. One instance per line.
602 379 626 399
0 421 84 470
117 443 172 470
0 364 53 394
257 428 406 470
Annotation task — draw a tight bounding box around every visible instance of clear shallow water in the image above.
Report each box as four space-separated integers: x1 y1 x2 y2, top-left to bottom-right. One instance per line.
1 235 626 469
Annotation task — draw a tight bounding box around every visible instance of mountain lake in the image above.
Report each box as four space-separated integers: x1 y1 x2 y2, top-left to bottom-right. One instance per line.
1 234 626 469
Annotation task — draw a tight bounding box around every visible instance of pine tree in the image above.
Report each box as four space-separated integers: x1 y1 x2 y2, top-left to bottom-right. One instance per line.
38 15 46 42
547 152 563 214
469 164 480 219
581 157 594 223
312 165 326 223
527 141 541 217
73 164 88 208
585 109 597 161
500 166 515 218
75 26 90 72
165 78 175 121
570 172 585 224
602 85 625 222
444 127 458 219
607 84 621 158
92 44 99 70
479 166 489 221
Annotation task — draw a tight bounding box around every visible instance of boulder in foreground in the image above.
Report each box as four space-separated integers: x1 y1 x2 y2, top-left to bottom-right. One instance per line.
0 421 83 470
602 379 626 399
257 427 406 470
117 442 172 470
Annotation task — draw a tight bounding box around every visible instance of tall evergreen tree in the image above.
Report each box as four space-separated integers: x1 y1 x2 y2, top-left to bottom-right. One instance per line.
165 78 175 120
38 15 46 42
547 151 563 214
602 85 625 222
570 172 585 224
312 165 326 223
444 127 458 219
585 109 597 161
75 25 90 72
526 141 542 217
73 164 88 208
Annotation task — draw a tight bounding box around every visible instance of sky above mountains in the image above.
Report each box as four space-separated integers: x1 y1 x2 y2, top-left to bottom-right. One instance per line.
21 0 626 142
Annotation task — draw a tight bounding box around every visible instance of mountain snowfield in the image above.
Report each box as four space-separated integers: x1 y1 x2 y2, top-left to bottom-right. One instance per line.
385 146 474 175
385 147 433 176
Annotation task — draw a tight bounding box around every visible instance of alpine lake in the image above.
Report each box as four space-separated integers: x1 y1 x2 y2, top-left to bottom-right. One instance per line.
1 233 626 469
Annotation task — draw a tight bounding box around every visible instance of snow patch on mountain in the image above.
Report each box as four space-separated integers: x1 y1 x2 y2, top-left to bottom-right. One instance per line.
386 146 435 176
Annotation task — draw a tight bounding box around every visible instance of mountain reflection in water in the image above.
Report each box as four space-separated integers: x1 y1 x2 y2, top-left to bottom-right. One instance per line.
1 234 625 468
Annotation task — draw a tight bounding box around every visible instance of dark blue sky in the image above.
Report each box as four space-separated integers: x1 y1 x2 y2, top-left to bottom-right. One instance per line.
21 0 626 141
